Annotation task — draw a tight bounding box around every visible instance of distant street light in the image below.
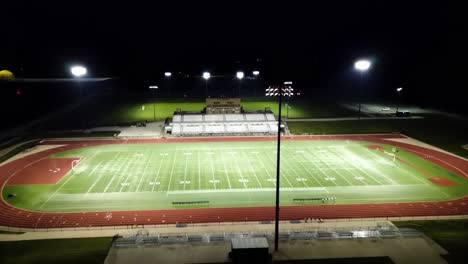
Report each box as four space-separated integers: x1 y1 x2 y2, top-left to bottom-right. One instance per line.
164 72 172 77
203 72 211 80
149 85 159 121
253 70 260 76
396 87 403 113
354 59 372 119
71 65 87 77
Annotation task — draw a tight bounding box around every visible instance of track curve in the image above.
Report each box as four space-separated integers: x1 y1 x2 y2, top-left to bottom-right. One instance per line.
1 134 467 229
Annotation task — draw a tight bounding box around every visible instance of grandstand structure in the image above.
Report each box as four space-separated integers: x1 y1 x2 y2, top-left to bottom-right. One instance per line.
165 98 284 136
166 113 282 136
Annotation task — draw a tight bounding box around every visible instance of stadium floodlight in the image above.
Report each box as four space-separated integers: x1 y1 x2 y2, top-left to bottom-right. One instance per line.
149 85 158 89
203 72 211 80
396 87 403 112
354 59 371 72
354 59 372 120
164 72 172 77
284 81 293 85
253 70 260 76
236 71 244 80
70 65 87 77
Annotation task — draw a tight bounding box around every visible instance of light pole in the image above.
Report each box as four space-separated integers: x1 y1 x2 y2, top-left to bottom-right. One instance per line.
284 82 294 118
164 72 172 97
149 85 158 121
71 65 87 128
396 87 403 113
265 83 294 252
203 72 210 97
236 71 244 97
354 59 371 120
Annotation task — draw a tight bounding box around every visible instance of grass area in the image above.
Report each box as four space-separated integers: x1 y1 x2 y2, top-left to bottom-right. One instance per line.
394 220 468 264
0 237 112 264
287 117 468 158
4 139 467 212
91 97 355 124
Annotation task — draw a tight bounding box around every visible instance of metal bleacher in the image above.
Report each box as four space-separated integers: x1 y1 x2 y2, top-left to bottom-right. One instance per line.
167 113 279 136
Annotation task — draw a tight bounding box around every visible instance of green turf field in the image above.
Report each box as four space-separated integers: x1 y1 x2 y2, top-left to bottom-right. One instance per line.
3 140 467 212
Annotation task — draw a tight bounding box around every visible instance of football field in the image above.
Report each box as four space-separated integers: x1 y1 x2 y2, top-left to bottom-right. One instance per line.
3 139 468 212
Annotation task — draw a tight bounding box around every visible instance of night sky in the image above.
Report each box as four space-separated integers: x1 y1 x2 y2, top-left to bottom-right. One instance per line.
1 1 466 108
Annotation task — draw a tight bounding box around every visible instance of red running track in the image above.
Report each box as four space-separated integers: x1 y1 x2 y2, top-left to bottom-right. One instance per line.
0 134 467 229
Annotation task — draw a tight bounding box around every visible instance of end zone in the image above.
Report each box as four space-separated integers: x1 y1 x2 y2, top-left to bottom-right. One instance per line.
7 158 81 185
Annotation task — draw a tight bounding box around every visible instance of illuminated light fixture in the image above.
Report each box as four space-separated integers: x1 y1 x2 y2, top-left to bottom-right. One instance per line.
203 72 211 80
71 65 87 77
397 87 403 92
253 70 260 76
354 59 371 71
164 72 172 77
149 85 158 89
236 71 244 79
284 81 293 85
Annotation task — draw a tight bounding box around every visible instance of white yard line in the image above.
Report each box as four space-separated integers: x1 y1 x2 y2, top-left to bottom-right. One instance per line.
136 151 153 192
151 154 166 192
209 152 217 190
292 151 329 193
219 149 232 189
198 150 201 190
102 152 132 194
338 147 387 185
231 151 248 189
84 161 108 196
241 150 263 188
316 148 363 186
166 149 178 193
264 150 295 188
118 152 143 192
326 148 369 186
254 151 277 187
39 160 83 209
183 155 189 191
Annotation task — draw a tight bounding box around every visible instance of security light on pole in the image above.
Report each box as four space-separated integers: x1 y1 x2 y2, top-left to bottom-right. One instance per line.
203 72 211 80
396 87 403 112
253 70 260 76
164 72 172 77
149 85 159 121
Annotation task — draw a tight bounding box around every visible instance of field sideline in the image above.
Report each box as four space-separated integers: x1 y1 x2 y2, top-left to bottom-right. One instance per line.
0 134 467 229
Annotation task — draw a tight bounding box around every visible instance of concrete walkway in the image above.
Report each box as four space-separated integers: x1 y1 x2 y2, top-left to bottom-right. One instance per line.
285 116 423 122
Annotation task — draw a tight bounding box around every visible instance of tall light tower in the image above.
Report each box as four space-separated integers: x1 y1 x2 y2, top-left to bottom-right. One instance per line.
354 59 371 120
396 87 403 113
203 72 210 97
149 85 158 121
265 83 294 252
71 65 87 128
164 72 172 97
236 71 244 97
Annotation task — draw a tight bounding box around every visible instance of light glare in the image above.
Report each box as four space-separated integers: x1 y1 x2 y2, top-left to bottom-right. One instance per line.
164 72 172 77
236 71 244 79
203 72 211 80
354 60 371 71
71 66 87 77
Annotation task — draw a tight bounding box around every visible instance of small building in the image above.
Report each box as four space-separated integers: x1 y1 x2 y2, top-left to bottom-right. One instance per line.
206 98 241 114
229 237 270 263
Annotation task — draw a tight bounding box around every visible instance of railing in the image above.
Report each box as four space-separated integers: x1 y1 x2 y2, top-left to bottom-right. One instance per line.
1 215 467 234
